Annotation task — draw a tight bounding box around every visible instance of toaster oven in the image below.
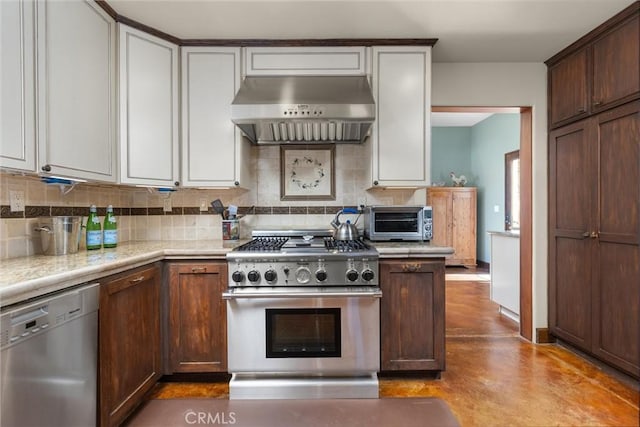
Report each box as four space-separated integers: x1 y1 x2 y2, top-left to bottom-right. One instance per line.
363 206 432 241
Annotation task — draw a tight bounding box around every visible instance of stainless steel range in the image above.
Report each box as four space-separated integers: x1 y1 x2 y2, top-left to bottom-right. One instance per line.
224 229 380 400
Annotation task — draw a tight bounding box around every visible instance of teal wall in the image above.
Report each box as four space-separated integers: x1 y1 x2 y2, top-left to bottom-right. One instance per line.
471 114 520 263
431 114 520 264
431 127 472 186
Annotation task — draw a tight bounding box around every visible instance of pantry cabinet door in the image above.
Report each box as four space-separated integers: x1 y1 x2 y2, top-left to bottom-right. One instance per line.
1 0 36 172
119 24 179 187
36 0 116 181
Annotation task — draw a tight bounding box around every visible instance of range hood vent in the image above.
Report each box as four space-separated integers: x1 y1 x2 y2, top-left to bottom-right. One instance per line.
231 76 375 145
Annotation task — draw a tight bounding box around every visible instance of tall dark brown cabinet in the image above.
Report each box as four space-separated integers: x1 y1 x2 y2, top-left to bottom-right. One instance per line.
546 2 639 378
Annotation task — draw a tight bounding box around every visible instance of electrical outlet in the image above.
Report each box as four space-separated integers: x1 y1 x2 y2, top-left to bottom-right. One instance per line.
357 196 367 209
494 205 500 213
163 198 172 212
10 191 25 212
199 199 208 212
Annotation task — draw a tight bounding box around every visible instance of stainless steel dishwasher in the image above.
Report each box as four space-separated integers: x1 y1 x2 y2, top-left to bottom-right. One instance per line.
1 283 99 427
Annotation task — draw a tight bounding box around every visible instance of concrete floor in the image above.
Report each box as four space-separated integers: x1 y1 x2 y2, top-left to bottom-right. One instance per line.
142 269 639 426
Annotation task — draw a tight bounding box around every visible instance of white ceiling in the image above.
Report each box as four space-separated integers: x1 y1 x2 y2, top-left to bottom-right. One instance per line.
431 112 495 127
108 0 635 62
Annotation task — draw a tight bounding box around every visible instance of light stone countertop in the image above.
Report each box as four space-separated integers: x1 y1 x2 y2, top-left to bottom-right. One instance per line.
0 239 453 308
0 240 243 308
370 241 454 258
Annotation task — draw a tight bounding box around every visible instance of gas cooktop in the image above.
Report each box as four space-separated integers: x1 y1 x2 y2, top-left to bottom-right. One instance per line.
234 236 372 254
226 229 379 287
229 229 377 258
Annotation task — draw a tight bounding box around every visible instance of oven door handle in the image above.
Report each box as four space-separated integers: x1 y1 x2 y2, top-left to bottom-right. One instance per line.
222 288 382 300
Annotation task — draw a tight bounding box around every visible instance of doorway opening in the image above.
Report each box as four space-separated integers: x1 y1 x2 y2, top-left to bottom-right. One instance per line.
431 106 533 341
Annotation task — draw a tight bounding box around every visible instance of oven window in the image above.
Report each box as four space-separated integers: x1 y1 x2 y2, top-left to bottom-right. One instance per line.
265 308 341 358
374 212 419 233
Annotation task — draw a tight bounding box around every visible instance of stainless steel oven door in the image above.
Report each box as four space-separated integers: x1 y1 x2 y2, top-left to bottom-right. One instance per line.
223 287 381 376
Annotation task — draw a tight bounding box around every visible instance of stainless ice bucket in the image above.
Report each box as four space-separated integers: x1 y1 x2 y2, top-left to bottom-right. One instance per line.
35 216 82 255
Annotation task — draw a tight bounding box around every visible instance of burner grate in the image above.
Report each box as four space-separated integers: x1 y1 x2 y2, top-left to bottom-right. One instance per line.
236 237 288 252
324 238 369 252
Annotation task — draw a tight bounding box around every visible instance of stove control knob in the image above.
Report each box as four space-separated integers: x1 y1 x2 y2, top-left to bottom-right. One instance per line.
315 269 328 282
295 267 312 284
264 269 277 283
232 271 245 283
346 269 359 282
361 269 375 282
247 270 261 283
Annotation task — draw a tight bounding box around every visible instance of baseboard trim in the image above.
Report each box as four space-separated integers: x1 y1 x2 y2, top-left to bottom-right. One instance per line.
476 260 490 270
536 328 555 344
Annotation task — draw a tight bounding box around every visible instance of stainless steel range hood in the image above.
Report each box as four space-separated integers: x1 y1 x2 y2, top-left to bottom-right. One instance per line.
231 76 375 144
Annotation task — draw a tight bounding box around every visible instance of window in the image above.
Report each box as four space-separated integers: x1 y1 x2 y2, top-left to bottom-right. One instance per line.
505 150 520 231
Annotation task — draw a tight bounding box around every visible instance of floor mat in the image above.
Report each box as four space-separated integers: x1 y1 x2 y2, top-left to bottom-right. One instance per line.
125 397 460 427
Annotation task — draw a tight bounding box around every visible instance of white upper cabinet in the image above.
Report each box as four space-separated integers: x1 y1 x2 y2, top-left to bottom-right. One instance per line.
181 47 250 188
37 0 116 182
370 46 432 187
1 0 36 172
118 24 179 187
244 46 367 76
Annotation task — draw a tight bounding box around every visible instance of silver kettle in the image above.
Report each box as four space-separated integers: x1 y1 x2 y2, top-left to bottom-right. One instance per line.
331 208 361 240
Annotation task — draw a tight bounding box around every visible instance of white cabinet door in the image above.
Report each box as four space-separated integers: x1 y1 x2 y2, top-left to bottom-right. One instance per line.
244 46 367 76
36 0 116 182
1 0 36 172
119 24 179 187
371 46 431 187
181 47 250 188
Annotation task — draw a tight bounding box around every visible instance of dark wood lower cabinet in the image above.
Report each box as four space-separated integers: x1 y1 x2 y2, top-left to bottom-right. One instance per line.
99 263 162 427
380 258 445 372
168 261 227 373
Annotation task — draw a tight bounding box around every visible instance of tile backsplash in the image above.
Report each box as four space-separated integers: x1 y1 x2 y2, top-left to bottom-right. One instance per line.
0 145 426 259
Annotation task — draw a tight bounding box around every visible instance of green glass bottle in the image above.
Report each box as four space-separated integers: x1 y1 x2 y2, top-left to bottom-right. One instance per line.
103 205 118 248
86 205 102 250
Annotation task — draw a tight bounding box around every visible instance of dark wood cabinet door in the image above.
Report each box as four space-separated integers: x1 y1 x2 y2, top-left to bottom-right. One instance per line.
548 120 595 350
549 48 589 128
591 102 640 377
380 259 445 372
168 262 227 373
99 263 162 427
591 16 640 113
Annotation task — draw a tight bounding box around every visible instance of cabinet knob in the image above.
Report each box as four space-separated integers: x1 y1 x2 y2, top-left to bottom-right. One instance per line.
129 276 145 284
590 231 599 239
174 181 180 187
593 101 602 107
234 181 240 186
191 267 207 273
373 180 379 186
577 107 586 113
41 164 52 172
